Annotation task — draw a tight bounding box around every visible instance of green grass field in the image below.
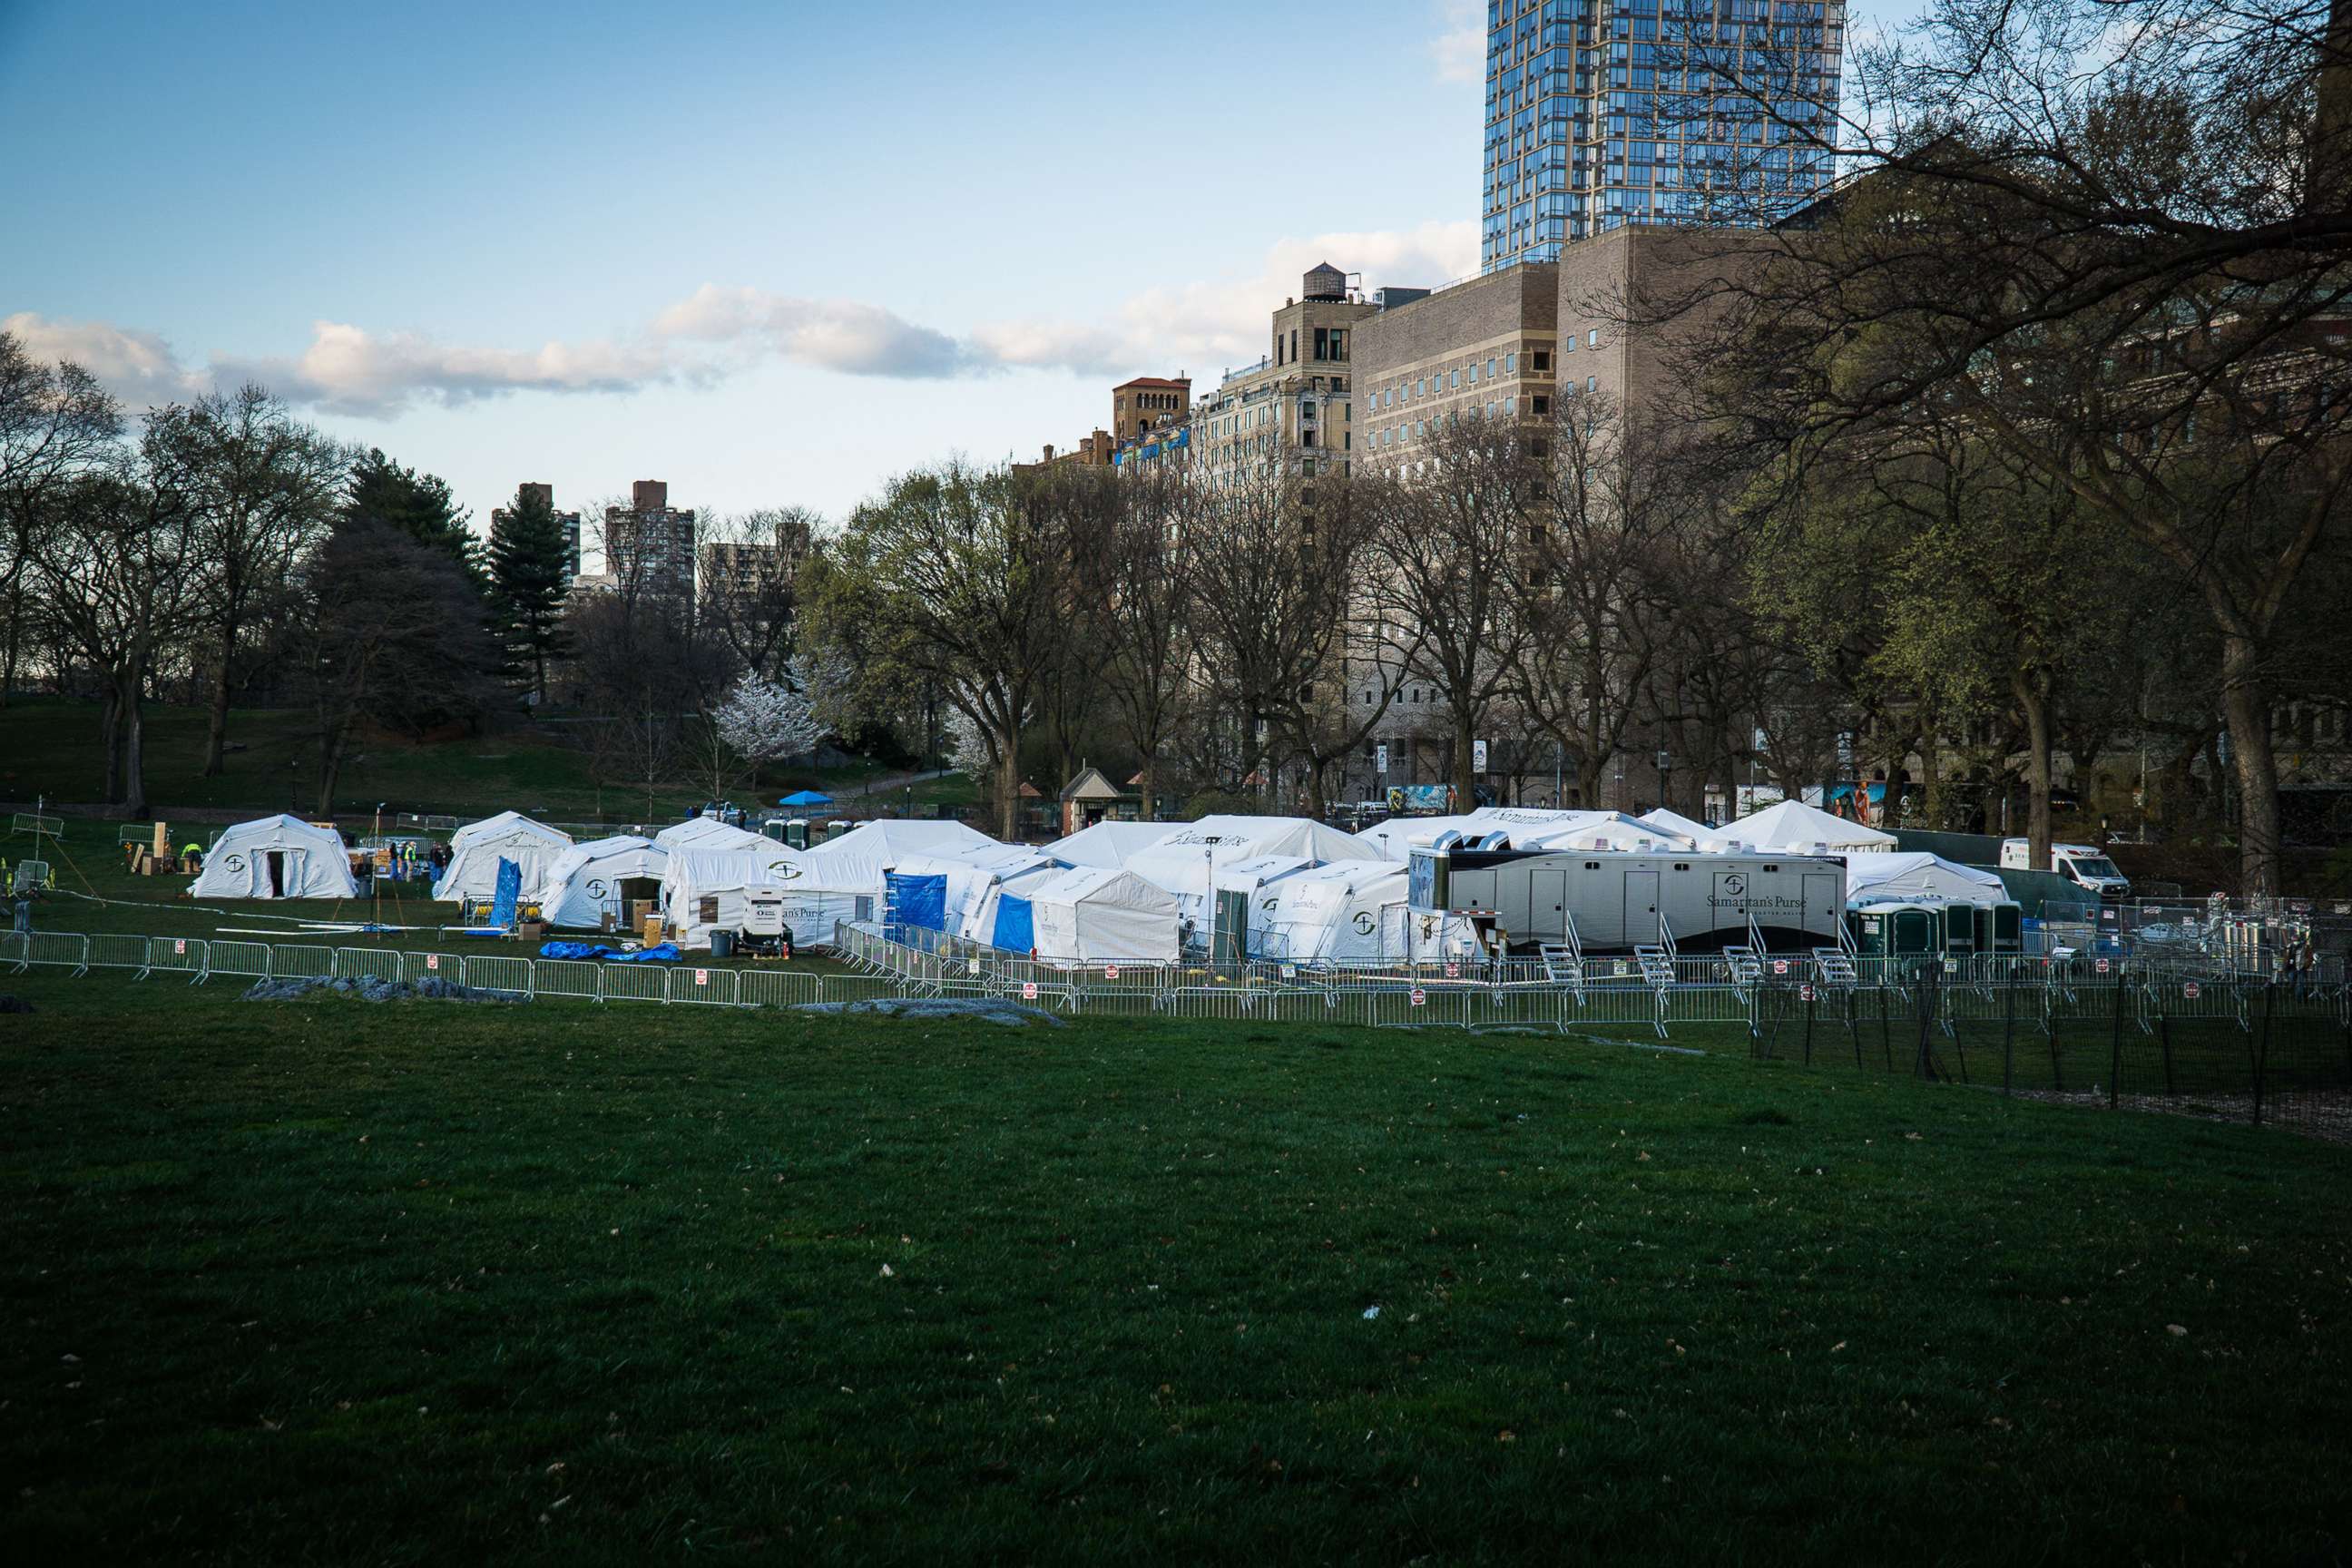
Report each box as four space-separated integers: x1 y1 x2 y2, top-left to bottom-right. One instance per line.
3 965 2349 1563
0 697 969 822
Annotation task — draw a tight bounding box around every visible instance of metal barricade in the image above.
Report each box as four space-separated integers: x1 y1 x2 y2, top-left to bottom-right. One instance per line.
599 964 669 1004
534 959 603 1004
397 950 460 985
85 933 150 975
333 947 392 981
206 939 271 981
0 930 24 971
20 931 89 975
738 968 823 1009
458 955 534 997
144 936 207 984
271 945 335 980
667 965 739 1005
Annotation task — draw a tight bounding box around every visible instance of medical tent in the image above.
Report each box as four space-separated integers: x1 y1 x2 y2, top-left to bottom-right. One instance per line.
653 818 770 855
1638 807 1715 842
1044 819 1180 869
1532 811 1700 853
431 811 573 902
662 845 808 946
960 859 1068 947
1125 816 1382 925
1703 799 1896 856
990 866 1181 965
1354 812 1498 858
1841 851 2006 906
190 815 357 900
884 850 1056 942
1250 861 1416 963
795 819 1005 899
539 836 670 929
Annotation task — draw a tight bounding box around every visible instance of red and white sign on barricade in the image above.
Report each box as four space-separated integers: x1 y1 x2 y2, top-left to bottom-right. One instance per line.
1409 988 1426 1007
1773 959 1789 975
173 939 187 955
426 954 441 971
694 969 709 986
2095 957 2111 975
1022 982 1039 1001
1104 965 1120 980
1799 984 1815 1002
2184 982 2200 1000
1445 963 1461 979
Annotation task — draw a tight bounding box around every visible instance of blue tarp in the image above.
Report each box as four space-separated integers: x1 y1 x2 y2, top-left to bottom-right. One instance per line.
888 871 949 934
779 789 833 806
536 940 681 963
990 894 1034 954
488 858 521 928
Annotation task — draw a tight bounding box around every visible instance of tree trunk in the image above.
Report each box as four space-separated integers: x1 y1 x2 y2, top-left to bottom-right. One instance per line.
202 622 239 777
101 685 122 804
2220 633 2283 897
118 673 149 817
2014 668 2053 876
995 717 1021 841
1 582 20 709
1138 756 1158 821
1454 707 1476 807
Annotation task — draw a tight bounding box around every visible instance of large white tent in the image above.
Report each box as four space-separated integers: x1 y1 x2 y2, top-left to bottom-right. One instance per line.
988 866 1180 965
1638 807 1715 842
795 819 1004 897
190 815 357 900
884 849 1057 943
1702 799 1896 856
1353 812 1504 858
959 859 1067 947
662 844 808 945
540 836 670 929
1044 819 1179 869
1532 811 1700 853
431 811 573 902
653 818 770 855
1842 851 2006 906
1125 816 1382 924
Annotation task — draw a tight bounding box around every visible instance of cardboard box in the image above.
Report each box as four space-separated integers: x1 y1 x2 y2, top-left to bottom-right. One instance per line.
640 914 663 947
518 919 548 943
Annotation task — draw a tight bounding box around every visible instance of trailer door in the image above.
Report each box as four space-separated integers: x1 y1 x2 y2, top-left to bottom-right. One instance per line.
1532 868 1567 943
1623 869 1660 946
1800 872 1841 943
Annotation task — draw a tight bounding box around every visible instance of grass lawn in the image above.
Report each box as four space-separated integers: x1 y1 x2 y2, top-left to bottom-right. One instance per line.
2 973 2348 1563
0 697 966 823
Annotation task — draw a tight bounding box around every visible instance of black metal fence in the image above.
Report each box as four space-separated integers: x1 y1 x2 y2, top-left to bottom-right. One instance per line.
1751 964 2352 1136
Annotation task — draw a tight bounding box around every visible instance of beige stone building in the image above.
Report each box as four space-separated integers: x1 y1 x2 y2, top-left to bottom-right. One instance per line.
603 479 697 596
1112 377 1190 445
1184 262 1374 487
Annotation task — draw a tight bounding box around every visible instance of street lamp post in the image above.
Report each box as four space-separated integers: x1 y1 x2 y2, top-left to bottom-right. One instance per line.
1655 749 1672 814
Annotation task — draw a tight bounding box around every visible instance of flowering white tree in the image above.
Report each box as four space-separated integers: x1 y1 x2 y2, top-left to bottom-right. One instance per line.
701 672 820 800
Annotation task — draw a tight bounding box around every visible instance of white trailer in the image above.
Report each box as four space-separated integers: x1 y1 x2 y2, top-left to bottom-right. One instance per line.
1410 847 1846 952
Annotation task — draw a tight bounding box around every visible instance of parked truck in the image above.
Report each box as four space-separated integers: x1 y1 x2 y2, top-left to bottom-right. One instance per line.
1998 839 2132 902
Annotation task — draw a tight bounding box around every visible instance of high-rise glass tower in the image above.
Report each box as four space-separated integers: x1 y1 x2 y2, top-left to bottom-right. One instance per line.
1481 0 1846 272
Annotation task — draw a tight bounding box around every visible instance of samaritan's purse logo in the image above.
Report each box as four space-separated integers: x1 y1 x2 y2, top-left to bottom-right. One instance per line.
1721 874 1746 897
1352 910 1377 935
586 877 611 900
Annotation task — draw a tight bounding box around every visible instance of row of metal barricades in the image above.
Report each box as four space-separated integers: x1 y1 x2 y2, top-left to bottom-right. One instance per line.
0 929 892 1010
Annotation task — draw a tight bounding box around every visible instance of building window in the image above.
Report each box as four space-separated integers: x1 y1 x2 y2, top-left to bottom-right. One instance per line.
1532 395 1549 415
1331 328 1348 361
1505 352 1517 373
1563 337 1577 354
1587 328 1599 348
1314 327 1328 360
1533 348 1551 370
1587 375 1597 391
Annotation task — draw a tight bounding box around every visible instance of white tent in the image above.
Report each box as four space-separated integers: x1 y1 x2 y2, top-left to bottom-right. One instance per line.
540 836 670 929
1126 816 1383 924
1702 799 1896 855
1044 819 1179 868
190 815 357 900
1842 851 2005 906
1250 861 1415 963
961 859 1072 947
1353 811 1497 858
431 811 573 902
653 817 770 854
1639 807 1715 842
1001 866 1181 965
662 845 809 946
883 850 1056 943
796 819 1004 897
1534 812 1700 853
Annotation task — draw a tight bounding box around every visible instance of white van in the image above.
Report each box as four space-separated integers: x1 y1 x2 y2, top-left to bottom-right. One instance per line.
1999 839 2131 901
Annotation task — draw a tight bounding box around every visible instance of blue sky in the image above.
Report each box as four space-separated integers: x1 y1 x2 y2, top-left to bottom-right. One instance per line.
0 0 1897 529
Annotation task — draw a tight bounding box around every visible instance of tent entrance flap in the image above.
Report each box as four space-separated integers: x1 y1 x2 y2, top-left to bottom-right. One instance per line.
267 852 286 898
886 872 950 936
991 895 1034 953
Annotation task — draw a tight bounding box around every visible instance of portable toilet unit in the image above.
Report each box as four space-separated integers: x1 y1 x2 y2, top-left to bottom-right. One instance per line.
785 818 810 850
1979 900 2024 956
1850 901 1939 958
1938 901 1977 959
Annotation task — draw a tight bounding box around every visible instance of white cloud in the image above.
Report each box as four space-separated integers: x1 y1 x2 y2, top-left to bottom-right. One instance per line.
3 220 1485 418
1430 0 1485 85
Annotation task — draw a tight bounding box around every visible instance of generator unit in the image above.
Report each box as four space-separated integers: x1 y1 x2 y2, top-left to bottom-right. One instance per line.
1409 846 1846 954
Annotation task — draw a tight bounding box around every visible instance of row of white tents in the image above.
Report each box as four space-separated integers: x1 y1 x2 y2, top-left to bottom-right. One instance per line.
188 794 2006 965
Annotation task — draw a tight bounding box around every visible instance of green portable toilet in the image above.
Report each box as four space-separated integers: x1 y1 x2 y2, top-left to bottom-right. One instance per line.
1940 903 1977 958
1848 901 1936 957
1987 900 2024 956
784 817 810 850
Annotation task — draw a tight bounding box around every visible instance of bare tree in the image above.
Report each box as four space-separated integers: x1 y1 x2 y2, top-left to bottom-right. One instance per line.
1080 464 1202 818
0 330 121 706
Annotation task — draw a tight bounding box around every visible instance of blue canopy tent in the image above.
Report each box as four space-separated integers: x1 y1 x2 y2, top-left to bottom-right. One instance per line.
779 789 834 807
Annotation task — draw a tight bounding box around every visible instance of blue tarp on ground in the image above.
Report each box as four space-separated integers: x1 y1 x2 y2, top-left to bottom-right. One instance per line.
990 894 1034 954
887 871 949 934
536 940 682 963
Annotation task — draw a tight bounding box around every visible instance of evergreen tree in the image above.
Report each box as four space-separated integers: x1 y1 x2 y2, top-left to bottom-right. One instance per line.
489 483 573 703
342 447 485 588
